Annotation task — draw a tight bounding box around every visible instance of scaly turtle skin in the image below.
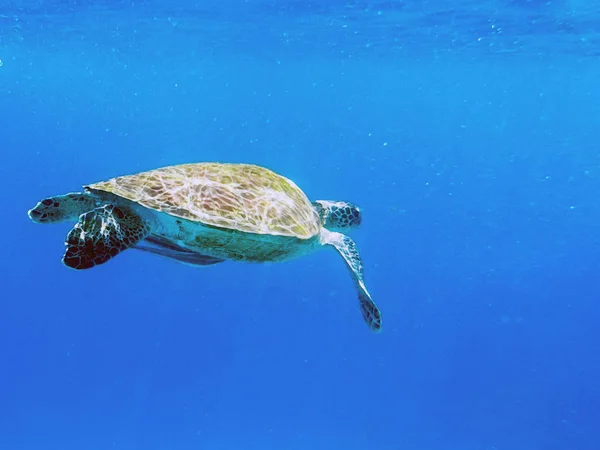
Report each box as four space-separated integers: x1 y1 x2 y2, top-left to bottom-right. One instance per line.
28 162 382 331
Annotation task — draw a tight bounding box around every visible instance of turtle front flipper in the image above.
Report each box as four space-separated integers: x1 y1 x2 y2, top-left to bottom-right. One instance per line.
320 229 382 332
28 192 98 224
63 205 151 270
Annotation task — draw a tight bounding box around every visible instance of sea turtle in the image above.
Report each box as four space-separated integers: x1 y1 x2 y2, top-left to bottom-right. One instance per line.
28 162 382 331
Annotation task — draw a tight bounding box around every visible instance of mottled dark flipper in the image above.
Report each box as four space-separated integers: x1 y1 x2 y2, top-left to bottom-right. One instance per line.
321 229 382 332
28 192 98 224
63 205 151 270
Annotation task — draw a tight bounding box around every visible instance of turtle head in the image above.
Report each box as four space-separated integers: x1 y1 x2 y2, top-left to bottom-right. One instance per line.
28 192 99 224
313 200 362 231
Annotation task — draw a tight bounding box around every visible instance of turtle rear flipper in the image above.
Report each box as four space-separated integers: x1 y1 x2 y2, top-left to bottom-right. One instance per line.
134 242 225 266
63 205 151 270
320 229 382 332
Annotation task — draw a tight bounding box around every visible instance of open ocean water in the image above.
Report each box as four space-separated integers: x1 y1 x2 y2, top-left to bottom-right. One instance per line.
1 0 600 449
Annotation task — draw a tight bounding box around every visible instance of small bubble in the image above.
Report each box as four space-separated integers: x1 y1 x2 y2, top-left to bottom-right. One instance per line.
0 59 3 67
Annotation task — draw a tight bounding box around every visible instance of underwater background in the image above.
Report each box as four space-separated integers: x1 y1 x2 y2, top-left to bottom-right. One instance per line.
1 0 600 449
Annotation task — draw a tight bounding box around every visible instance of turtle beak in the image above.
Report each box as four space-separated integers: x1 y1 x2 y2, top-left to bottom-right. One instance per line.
28 208 42 219
28 206 45 223
354 207 362 227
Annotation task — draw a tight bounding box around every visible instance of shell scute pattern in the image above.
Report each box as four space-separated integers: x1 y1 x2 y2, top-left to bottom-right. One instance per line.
87 163 321 238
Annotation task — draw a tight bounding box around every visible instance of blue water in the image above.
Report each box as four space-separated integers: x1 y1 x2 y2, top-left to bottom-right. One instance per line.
2 1 600 449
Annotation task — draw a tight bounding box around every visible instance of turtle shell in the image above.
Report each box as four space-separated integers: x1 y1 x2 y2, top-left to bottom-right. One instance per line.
86 162 321 239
